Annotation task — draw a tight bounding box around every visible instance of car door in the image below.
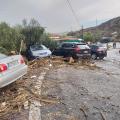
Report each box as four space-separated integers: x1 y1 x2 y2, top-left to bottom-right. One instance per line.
90 45 98 54
61 43 74 57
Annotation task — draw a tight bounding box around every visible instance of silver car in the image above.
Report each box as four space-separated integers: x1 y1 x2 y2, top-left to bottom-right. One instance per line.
30 45 52 58
0 53 27 88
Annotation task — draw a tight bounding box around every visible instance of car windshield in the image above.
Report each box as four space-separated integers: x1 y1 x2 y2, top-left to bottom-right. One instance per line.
0 53 7 60
77 44 90 49
97 44 104 47
30 45 46 51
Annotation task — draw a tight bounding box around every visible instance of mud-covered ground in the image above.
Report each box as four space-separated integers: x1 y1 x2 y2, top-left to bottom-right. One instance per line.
41 46 120 120
0 43 120 120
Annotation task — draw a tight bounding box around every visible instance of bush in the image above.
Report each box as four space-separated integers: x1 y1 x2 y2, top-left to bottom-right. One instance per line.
0 47 8 54
0 19 57 54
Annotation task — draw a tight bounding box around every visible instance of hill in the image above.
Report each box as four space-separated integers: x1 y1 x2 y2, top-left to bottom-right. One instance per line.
68 16 120 40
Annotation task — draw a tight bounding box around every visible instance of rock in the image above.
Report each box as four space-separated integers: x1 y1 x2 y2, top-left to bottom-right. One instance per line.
24 101 29 110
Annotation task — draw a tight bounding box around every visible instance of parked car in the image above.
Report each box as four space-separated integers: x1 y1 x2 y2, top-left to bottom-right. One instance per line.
0 53 27 88
25 45 52 60
52 42 91 59
89 44 107 59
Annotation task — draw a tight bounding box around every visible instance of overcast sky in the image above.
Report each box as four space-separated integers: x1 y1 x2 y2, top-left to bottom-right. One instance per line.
0 0 120 33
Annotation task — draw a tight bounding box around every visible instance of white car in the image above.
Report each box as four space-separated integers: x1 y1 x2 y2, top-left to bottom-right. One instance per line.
26 45 52 60
0 53 27 88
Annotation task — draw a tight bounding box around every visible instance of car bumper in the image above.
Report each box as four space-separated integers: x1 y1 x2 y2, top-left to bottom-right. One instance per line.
0 65 27 88
76 54 91 59
97 52 107 57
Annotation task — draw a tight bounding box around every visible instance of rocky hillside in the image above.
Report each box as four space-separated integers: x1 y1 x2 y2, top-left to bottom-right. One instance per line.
68 16 120 40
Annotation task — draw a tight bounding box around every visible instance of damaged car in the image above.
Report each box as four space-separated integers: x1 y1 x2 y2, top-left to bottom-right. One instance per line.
52 42 91 59
89 44 107 59
0 53 27 88
25 44 52 60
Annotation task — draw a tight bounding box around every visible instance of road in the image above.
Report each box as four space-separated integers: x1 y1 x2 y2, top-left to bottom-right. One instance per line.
1 43 120 120
41 46 120 120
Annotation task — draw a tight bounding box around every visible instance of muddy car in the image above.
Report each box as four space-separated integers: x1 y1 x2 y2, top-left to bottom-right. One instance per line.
52 42 91 59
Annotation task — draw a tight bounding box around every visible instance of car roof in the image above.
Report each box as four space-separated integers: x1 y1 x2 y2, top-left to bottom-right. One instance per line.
61 42 86 45
90 44 104 47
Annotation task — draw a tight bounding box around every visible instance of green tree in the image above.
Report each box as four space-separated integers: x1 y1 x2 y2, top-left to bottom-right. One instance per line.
21 18 44 46
0 19 57 54
83 32 94 42
0 22 24 54
40 33 57 51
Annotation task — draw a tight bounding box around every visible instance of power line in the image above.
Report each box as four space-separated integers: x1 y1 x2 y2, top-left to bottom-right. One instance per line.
66 0 80 26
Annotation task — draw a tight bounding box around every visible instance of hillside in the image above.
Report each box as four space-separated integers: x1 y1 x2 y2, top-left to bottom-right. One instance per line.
68 16 120 40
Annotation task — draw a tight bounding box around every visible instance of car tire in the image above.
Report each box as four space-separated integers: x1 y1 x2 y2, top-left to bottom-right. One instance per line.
91 54 97 60
99 56 104 60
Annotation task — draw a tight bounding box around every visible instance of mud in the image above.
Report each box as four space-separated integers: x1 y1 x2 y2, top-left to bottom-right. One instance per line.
0 48 120 120
41 64 120 120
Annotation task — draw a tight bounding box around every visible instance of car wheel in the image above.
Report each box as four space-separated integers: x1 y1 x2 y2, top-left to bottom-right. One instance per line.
91 54 97 60
99 56 104 60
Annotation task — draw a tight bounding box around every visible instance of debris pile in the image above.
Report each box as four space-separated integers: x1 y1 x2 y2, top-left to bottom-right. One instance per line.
0 82 29 118
0 56 96 119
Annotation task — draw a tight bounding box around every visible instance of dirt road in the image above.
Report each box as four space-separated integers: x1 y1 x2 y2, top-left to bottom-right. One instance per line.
41 48 120 120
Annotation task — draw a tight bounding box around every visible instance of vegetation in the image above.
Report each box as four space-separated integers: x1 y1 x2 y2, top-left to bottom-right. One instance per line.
83 32 94 42
0 19 57 54
83 32 102 43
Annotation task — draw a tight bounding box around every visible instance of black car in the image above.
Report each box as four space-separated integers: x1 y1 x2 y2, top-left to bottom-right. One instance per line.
52 42 91 59
89 44 107 59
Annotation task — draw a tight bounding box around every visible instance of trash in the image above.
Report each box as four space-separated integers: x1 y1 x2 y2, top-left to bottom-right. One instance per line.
80 107 88 120
1 102 6 107
49 64 52 67
100 111 106 120
68 57 75 64
0 56 95 118
31 76 37 79
24 101 29 110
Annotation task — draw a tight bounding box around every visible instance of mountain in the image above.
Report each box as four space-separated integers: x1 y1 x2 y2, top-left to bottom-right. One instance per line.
68 16 120 40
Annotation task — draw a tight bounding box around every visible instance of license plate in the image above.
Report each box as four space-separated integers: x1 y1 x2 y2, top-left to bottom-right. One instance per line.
84 51 88 53
39 52 47 55
8 60 18 67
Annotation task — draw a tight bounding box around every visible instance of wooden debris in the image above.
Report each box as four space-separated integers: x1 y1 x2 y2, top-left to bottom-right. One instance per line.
100 111 106 120
80 107 88 120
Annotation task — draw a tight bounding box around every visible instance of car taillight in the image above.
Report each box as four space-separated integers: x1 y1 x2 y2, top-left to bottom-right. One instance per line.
0 64 8 73
19 56 25 64
97 48 102 52
74 47 80 52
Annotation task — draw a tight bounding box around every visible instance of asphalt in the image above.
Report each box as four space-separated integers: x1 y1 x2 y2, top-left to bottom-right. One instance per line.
41 47 120 120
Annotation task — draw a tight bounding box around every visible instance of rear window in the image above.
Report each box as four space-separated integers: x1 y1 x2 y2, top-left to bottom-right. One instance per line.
0 54 7 60
97 44 104 47
30 45 44 51
77 44 90 49
61 43 74 48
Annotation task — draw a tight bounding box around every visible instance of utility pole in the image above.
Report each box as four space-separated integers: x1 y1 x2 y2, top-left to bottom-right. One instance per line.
96 19 98 26
81 25 84 39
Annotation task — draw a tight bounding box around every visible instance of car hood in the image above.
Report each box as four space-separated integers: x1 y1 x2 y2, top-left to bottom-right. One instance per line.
32 49 52 58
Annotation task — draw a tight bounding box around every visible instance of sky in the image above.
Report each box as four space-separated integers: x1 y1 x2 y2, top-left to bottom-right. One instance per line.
0 0 120 33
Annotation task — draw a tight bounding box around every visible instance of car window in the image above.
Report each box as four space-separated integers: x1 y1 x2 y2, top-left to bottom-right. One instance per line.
97 44 104 47
0 53 7 60
30 45 44 51
41 45 48 50
77 44 90 49
62 43 74 48
91 45 98 49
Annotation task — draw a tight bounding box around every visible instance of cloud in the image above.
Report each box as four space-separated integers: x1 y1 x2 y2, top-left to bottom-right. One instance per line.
0 0 120 32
